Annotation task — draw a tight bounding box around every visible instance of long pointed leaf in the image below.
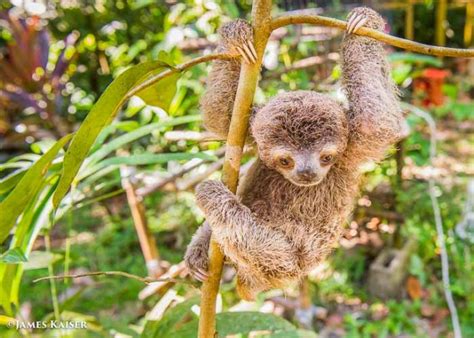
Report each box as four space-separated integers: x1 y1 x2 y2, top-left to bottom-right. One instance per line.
173 312 297 338
53 61 178 208
0 170 26 195
86 115 201 166
141 297 200 338
0 134 72 243
100 152 216 166
0 183 56 313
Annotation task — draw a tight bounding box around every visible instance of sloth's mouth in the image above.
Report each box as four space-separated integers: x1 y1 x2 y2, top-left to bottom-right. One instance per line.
290 177 324 187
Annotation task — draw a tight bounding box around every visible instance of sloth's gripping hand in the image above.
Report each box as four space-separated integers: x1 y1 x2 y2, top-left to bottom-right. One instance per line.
195 180 241 226
219 19 257 64
346 7 385 34
184 222 211 282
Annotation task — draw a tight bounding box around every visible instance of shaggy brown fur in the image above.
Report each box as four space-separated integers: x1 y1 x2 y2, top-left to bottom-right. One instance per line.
185 7 406 300
200 19 253 139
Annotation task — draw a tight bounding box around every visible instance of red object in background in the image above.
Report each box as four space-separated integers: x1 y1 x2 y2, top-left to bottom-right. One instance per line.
413 68 450 107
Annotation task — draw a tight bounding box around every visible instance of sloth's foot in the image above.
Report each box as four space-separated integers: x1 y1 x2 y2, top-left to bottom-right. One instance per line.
184 241 210 282
219 19 257 64
237 40 257 64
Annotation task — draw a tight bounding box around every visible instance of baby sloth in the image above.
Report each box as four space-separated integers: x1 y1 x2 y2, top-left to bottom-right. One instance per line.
185 7 406 300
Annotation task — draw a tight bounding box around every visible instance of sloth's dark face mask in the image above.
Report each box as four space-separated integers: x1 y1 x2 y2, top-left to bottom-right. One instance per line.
269 144 339 187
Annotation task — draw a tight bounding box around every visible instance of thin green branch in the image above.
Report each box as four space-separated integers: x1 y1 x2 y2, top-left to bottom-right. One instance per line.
33 270 195 285
271 11 474 58
127 53 234 99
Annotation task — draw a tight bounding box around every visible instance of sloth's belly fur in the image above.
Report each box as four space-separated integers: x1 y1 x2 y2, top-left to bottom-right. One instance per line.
240 164 358 276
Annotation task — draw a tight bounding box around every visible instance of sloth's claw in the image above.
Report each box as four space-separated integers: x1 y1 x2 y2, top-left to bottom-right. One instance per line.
353 17 368 34
245 41 258 63
193 269 208 282
198 268 209 279
237 41 257 64
237 46 251 64
347 14 368 34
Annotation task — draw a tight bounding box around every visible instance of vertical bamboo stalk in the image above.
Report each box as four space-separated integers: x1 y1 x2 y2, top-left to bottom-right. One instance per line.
405 0 414 41
436 0 447 47
465 2 474 47
197 1 272 337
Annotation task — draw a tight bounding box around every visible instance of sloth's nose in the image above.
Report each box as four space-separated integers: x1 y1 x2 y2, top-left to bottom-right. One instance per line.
296 168 317 180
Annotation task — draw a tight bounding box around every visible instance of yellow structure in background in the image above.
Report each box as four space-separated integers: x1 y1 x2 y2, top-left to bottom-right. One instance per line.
377 0 474 46
464 1 473 46
436 0 448 46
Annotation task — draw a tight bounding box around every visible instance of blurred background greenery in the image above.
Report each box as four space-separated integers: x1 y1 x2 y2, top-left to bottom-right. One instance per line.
0 0 473 337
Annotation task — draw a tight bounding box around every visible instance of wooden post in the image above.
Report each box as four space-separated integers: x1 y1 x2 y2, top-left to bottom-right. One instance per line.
465 1 474 47
197 1 272 337
405 0 414 41
120 166 162 278
436 0 448 47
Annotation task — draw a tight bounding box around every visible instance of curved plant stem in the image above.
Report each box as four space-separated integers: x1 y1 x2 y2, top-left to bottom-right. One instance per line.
33 270 194 285
272 12 474 57
127 53 234 99
197 1 272 337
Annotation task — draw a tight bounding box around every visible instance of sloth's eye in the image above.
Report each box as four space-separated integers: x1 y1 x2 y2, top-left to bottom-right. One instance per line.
320 155 334 165
278 157 293 168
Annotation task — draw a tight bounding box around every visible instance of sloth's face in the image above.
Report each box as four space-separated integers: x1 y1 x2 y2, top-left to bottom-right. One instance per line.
251 91 349 186
269 144 339 186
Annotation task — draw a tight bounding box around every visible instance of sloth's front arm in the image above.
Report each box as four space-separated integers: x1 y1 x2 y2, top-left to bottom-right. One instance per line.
341 7 406 166
200 20 257 139
195 180 300 277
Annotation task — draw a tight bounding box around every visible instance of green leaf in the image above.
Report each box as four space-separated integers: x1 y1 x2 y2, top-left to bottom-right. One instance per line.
0 248 27 264
0 314 16 325
263 329 318 337
6 153 40 163
86 115 201 166
24 251 62 270
215 312 295 335
0 183 57 313
0 134 72 244
136 72 180 109
53 60 178 208
0 161 32 171
80 152 214 181
0 169 26 195
174 312 297 338
90 121 141 153
389 53 443 67
156 51 176 66
92 152 216 171
79 166 120 189
31 139 56 154
141 297 199 338
391 63 412 85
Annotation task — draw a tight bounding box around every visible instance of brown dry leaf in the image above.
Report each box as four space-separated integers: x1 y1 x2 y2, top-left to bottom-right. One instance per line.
406 276 422 300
